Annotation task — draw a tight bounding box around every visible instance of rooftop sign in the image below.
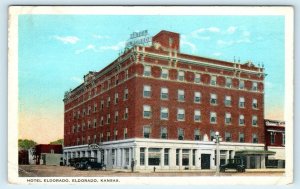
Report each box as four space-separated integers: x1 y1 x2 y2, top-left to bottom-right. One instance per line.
125 30 152 50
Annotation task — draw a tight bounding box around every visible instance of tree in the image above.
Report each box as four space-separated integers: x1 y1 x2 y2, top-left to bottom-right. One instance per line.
18 139 37 150
50 139 64 145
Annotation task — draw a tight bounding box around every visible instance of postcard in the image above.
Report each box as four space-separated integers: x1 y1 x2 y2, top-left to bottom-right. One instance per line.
8 6 294 185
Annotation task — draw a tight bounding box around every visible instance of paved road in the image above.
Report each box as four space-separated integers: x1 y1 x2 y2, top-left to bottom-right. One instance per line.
19 165 285 177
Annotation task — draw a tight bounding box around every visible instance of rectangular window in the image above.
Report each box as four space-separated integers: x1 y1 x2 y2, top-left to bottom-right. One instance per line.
140 148 145 165
82 123 85 131
143 105 152 118
270 132 275 144
178 90 185 101
107 97 111 107
100 116 104 126
225 96 232 106
143 126 151 138
114 111 118 123
239 80 245 89
100 100 104 110
107 132 110 141
87 106 91 115
177 108 185 121
252 99 258 109
161 127 168 139
164 149 169 166
125 69 129 79
252 115 258 126
210 94 217 105
194 110 201 122
124 88 129 100
225 132 232 142
94 104 97 112
143 85 151 98
252 82 258 91
161 68 169 79
124 128 128 139
194 129 201 140
239 97 245 108
252 133 258 143
106 114 110 124
114 93 119 104
194 73 201 84
161 87 169 100
176 149 179 165
100 133 103 143
114 129 118 140
93 119 97 128
194 92 201 103
225 113 232 125
239 115 245 125
83 108 86 116
210 112 217 124
210 75 217 85
144 65 151 76
239 133 245 143
210 131 215 141
178 71 185 81
88 121 91 128
124 107 128 120
160 107 169 120
178 128 184 140
226 78 232 88
282 133 285 145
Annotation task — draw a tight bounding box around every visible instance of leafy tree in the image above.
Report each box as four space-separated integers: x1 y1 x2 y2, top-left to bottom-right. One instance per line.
18 139 37 150
50 139 64 145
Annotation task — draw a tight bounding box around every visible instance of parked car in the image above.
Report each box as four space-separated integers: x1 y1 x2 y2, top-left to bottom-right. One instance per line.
76 157 106 170
220 157 246 172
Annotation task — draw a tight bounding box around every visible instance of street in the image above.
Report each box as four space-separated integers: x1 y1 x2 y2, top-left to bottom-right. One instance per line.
19 165 285 177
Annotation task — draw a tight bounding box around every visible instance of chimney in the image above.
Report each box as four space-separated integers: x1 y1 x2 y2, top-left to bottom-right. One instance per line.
152 30 180 52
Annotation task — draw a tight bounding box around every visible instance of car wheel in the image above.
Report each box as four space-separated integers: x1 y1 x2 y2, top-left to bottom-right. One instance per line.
87 165 92 170
220 168 225 172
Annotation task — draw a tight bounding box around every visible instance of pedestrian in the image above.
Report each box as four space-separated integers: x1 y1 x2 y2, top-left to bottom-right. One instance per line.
131 159 135 172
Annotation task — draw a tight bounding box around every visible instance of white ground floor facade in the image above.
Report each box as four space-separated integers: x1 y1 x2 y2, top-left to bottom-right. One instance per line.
63 138 266 170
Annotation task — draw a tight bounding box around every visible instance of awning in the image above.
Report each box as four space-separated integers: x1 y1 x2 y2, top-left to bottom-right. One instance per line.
235 150 276 156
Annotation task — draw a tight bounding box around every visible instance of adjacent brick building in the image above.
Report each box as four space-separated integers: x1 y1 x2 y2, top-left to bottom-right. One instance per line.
63 30 266 170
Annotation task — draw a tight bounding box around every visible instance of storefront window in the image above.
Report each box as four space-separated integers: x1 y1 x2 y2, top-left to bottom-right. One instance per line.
148 148 161 166
182 149 189 166
164 149 169 166
176 149 179 166
140 148 145 166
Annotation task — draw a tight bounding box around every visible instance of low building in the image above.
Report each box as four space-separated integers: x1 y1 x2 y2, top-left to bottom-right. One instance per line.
264 119 285 168
35 144 63 165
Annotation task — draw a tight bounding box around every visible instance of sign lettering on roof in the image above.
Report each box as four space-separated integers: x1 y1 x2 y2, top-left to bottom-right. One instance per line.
125 30 152 49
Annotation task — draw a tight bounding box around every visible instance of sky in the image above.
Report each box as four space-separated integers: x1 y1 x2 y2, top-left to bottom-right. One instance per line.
18 15 285 144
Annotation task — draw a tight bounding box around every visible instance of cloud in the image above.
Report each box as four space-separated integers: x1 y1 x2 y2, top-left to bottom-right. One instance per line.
191 27 220 39
93 34 110 39
217 40 234 47
75 44 98 54
226 26 237 34
53 35 80 44
99 41 125 51
70 76 83 83
212 52 222 57
181 35 197 54
75 41 126 54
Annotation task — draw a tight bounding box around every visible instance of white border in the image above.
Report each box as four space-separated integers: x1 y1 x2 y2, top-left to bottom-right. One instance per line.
8 6 294 185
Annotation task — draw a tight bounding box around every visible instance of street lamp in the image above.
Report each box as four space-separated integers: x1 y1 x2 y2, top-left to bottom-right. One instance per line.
213 131 222 176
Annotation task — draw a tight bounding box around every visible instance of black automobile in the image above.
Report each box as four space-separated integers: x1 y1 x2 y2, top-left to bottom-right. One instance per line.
76 157 106 170
220 158 246 172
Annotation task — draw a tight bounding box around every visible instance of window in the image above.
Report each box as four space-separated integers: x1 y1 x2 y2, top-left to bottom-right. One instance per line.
114 111 118 123
161 127 168 139
252 82 258 91
239 97 245 108
194 129 201 140
176 149 179 165
226 78 232 88
210 94 217 105
252 115 258 126
114 93 119 104
225 96 232 106
225 113 231 125
239 115 245 125
100 116 104 126
77 124 80 132
140 148 145 165
107 132 110 141
270 132 275 144
125 69 129 79
124 107 128 120
161 68 169 79
94 104 97 112
143 105 152 118
161 87 169 100
210 75 217 85
160 107 169 120
282 133 285 145
164 149 169 166
100 133 103 142
239 133 245 143
106 114 110 124
114 129 118 140
178 71 185 81
194 92 201 103
177 108 185 121
124 128 128 139
210 112 217 124
178 90 185 101
83 108 86 116
252 133 258 143
100 100 104 110
194 73 201 84
124 88 128 100
239 80 245 89
210 131 215 141
144 65 151 76
93 119 97 128
225 132 232 142
115 75 119 85
82 123 85 131
88 121 91 128
143 126 151 138
252 99 258 109
87 136 91 144
88 106 91 115
178 128 184 140
107 97 111 107
108 80 111 89
143 85 151 98
194 110 201 122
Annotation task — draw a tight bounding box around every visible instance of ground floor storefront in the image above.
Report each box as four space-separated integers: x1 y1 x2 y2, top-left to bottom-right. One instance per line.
63 138 266 171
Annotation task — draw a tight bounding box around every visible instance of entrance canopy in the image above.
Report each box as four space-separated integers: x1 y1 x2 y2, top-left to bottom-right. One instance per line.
235 150 276 156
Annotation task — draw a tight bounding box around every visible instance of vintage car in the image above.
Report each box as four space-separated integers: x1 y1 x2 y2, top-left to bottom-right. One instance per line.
76 157 106 170
220 157 246 172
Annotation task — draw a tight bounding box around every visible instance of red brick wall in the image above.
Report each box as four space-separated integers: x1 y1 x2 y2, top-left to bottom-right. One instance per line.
152 30 180 51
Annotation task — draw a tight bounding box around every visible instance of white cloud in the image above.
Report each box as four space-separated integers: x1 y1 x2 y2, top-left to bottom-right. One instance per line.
75 44 98 54
191 27 220 39
212 52 222 57
99 41 125 51
181 36 197 54
207 27 220 33
93 34 110 39
70 76 83 83
53 35 80 44
217 40 234 47
226 26 237 34
75 41 126 54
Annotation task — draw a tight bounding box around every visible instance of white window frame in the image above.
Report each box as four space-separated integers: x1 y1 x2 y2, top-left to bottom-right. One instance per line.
225 78 232 88
194 73 201 84
178 89 185 102
210 75 217 86
252 115 258 126
143 85 151 98
161 87 169 100
124 88 128 100
210 94 217 105
252 82 258 91
144 65 151 76
178 71 185 81
225 113 231 125
177 108 185 121
239 80 245 89
239 97 245 108
194 92 201 103
143 105 152 118
194 110 201 122
210 112 217 124
239 115 245 126
160 107 169 120
161 68 169 79
252 99 258 109
225 96 232 106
